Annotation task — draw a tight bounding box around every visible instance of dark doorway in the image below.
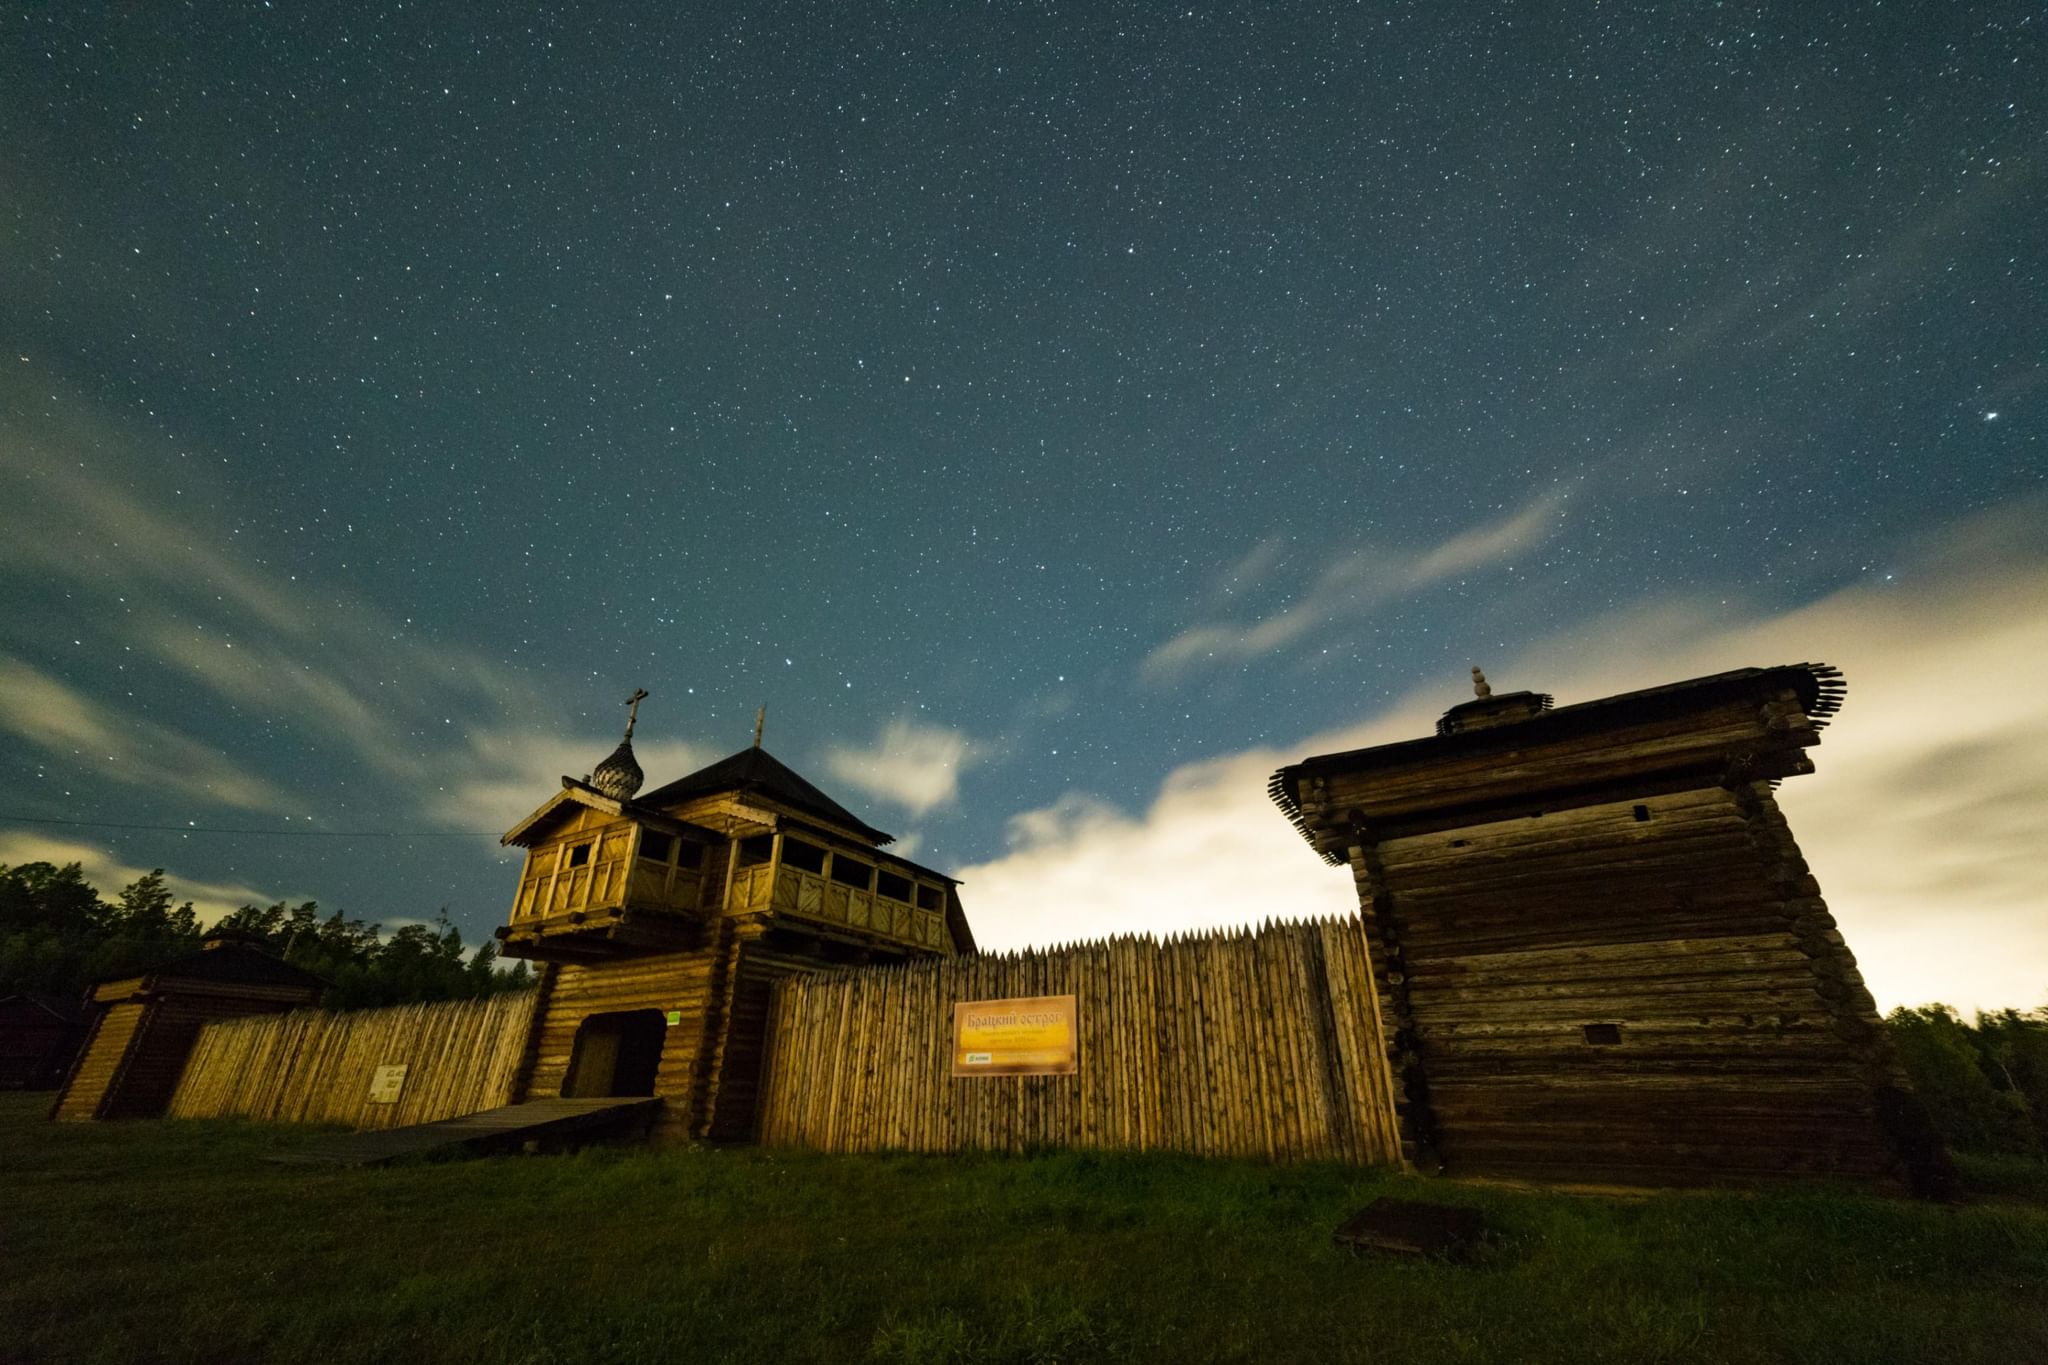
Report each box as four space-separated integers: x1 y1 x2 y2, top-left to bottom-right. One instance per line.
562 1010 667 1098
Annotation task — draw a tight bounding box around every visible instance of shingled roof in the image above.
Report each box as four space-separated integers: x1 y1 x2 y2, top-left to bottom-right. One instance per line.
637 745 895 846
150 941 331 992
1269 663 1845 863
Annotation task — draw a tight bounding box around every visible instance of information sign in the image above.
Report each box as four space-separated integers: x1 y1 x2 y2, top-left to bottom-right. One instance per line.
367 1064 408 1104
951 995 1077 1076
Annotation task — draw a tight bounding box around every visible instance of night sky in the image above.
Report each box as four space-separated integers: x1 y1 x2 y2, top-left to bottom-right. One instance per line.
3 4 2042 1010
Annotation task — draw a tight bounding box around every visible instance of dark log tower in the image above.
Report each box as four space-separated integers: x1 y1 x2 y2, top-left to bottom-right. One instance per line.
494 692 972 1143
1271 664 1953 1194
50 935 325 1121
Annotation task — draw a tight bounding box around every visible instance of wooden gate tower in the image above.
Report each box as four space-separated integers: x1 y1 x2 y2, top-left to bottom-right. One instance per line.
494 693 972 1142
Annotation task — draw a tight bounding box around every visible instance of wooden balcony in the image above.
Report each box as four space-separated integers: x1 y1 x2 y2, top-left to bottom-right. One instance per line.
512 856 703 926
728 863 947 950
499 825 709 960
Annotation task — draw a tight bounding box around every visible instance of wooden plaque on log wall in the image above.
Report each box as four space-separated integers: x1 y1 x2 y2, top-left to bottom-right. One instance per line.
367 1064 408 1104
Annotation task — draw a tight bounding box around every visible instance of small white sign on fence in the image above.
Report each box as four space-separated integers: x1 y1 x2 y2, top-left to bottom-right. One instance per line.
368 1064 408 1104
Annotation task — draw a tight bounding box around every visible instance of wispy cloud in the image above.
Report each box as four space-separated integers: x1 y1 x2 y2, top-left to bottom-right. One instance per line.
143 625 432 782
0 373 547 816
0 831 285 927
1141 491 1566 681
0 655 286 811
1209 537 1290 598
969 497 2048 1013
0 442 309 639
823 718 980 818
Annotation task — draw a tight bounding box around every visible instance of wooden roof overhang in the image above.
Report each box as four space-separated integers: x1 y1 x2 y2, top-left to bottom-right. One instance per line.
756 913 935 959
1270 663 1845 862
88 944 328 1005
495 903 711 961
500 778 724 849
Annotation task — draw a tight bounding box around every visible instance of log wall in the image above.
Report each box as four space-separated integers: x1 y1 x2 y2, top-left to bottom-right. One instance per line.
106 991 304 1120
515 945 724 1139
706 932 827 1141
167 991 537 1129
1350 784 1902 1185
755 918 1400 1165
50 1002 146 1121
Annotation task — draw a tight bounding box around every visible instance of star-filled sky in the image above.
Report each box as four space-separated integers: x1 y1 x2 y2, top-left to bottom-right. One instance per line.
3 4 2042 1011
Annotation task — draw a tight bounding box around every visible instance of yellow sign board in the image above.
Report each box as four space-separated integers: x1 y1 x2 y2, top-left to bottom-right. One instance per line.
367 1064 408 1104
952 994 1077 1076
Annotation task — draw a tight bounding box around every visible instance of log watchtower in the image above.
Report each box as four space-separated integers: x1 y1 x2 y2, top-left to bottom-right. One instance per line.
51 933 324 1122
1271 664 1952 1194
494 693 973 1141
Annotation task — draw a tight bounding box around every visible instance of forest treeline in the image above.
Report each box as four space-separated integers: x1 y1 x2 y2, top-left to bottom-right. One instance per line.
1888 1003 2048 1156
0 861 530 1010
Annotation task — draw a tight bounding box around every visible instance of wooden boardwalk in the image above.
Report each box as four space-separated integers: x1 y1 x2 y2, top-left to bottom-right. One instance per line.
266 1097 663 1167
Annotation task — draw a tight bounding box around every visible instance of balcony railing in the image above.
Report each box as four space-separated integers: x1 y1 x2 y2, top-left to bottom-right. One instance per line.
728 863 943 948
512 851 704 927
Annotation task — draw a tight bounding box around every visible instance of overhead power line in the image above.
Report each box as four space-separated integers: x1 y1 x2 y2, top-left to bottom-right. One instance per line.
1 814 504 839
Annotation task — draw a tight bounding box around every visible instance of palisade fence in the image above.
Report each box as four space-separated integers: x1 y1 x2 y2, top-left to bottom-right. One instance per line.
167 991 537 1130
757 918 1401 1165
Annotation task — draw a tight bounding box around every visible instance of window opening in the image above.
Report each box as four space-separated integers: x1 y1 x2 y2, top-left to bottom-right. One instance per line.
782 838 826 874
567 843 592 868
830 855 873 889
638 830 674 864
875 869 912 902
736 834 774 867
1582 1023 1623 1045
916 885 945 912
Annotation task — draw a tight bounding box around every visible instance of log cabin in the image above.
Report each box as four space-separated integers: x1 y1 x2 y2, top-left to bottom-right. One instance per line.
494 692 973 1142
50 935 325 1121
1270 663 1954 1195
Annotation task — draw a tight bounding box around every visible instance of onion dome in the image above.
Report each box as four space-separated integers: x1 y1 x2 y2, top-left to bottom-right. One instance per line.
587 688 649 800
589 740 644 800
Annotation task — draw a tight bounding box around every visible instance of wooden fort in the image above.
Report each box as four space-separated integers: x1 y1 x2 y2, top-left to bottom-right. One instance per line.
494 694 973 1142
51 934 325 1122
1270 663 1952 1193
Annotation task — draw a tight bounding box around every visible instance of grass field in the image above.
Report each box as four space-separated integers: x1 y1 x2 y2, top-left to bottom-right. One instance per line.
3 1094 2044 1365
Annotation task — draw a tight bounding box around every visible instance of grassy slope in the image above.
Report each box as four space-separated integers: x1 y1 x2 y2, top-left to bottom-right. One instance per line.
2 1095 2044 1365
